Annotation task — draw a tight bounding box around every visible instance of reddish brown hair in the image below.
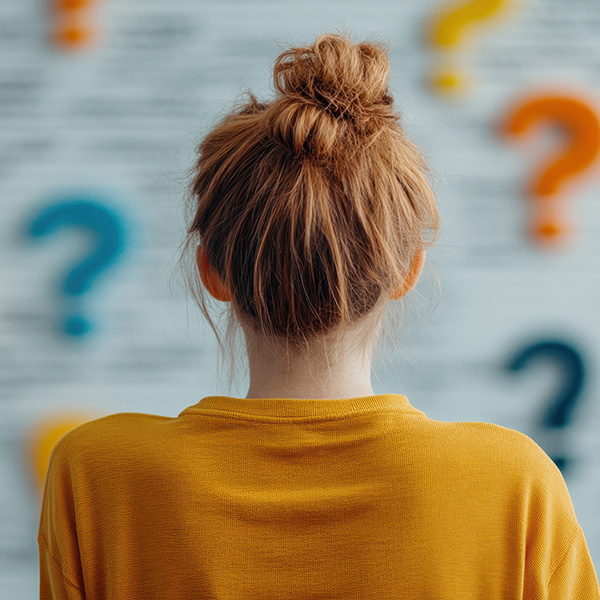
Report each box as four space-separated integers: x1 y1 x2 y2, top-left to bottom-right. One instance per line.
176 30 441 392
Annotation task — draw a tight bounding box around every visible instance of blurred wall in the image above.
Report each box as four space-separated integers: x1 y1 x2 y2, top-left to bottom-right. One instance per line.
2 0 600 596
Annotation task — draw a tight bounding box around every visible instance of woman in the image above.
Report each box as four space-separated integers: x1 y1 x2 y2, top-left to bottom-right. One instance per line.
38 31 600 599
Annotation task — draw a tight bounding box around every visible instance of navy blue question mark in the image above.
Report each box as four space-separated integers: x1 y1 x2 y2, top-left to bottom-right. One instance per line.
505 339 586 475
25 195 127 337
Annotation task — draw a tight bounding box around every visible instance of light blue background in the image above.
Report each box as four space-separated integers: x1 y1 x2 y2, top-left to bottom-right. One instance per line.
2 0 600 595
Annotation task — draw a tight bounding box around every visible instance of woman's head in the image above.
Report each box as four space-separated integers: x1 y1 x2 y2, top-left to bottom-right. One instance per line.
177 30 441 394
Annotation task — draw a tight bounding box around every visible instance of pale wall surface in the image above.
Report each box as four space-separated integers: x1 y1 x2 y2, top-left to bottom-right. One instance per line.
2 0 600 596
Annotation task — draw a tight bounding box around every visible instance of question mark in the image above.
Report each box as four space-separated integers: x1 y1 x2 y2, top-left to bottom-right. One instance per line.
426 0 520 96
26 411 100 494
505 339 586 474
499 91 600 246
25 195 127 337
50 0 100 49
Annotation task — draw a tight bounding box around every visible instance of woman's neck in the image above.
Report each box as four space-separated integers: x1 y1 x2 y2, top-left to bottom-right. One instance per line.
243 338 376 401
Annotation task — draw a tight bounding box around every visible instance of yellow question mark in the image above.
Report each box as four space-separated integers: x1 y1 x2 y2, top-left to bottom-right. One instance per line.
427 0 520 96
26 412 100 494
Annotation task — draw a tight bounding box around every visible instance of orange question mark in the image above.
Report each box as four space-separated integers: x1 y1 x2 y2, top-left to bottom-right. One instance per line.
499 90 600 245
51 0 100 49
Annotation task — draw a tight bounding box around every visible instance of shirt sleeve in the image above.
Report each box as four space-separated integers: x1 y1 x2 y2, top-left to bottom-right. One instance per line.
519 432 600 600
37 436 86 599
547 524 600 600
38 534 85 600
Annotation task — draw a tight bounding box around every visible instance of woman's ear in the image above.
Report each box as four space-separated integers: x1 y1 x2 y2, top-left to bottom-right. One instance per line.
196 245 231 302
390 248 426 300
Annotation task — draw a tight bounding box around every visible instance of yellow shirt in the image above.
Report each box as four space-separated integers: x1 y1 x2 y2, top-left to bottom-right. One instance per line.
38 393 600 599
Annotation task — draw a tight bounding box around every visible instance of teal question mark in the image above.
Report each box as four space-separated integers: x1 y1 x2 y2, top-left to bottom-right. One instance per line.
25 195 128 337
505 338 587 475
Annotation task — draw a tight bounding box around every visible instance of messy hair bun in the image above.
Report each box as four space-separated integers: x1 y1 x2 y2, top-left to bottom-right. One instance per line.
265 33 397 161
178 31 440 392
